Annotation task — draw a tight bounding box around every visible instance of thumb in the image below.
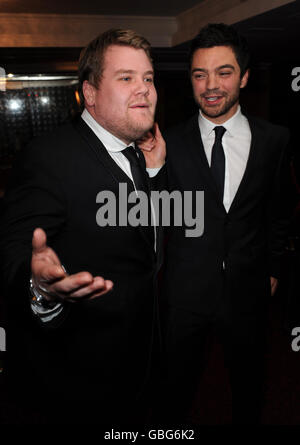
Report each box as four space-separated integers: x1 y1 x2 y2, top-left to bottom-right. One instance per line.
32 228 48 254
153 122 162 140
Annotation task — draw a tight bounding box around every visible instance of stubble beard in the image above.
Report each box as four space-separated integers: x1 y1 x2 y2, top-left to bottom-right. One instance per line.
117 112 155 143
195 89 240 120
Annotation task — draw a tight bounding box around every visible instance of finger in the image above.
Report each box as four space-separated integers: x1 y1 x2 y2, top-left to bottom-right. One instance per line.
67 276 107 298
153 122 162 139
88 280 114 300
140 130 153 141
67 280 114 302
49 271 94 295
138 139 155 150
137 131 154 145
140 144 155 152
32 228 48 254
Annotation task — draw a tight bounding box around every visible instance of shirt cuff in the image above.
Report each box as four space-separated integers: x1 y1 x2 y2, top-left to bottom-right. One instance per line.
146 165 164 178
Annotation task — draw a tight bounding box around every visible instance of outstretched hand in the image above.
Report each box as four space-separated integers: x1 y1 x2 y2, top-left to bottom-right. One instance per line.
137 123 166 168
31 228 113 303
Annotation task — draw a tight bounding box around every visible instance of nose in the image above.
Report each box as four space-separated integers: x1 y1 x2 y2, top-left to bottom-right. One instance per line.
134 77 150 96
206 74 219 91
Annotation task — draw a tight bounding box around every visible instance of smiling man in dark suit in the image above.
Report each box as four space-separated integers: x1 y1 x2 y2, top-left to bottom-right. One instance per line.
142 23 290 425
0 29 165 424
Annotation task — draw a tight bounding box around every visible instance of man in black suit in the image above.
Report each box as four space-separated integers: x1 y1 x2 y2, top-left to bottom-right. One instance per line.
0 29 165 424
142 23 290 424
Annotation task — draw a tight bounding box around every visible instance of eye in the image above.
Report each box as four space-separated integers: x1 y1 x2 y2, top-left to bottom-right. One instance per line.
193 73 206 80
144 77 153 83
219 71 231 77
120 76 131 81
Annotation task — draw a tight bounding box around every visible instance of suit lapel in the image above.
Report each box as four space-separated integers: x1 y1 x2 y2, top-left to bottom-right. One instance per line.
228 115 265 213
74 117 134 191
74 117 155 251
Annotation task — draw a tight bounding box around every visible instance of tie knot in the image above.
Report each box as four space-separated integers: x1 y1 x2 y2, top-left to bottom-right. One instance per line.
122 145 139 164
214 126 226 140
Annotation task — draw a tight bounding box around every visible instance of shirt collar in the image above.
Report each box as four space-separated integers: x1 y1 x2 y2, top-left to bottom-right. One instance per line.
81 109 134 152
198 105 243 138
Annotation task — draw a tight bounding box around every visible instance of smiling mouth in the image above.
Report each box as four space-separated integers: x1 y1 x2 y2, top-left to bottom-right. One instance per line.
203 96 224 104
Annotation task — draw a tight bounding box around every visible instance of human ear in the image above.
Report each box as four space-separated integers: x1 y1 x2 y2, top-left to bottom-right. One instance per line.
82 80 96 106
240 69 249 89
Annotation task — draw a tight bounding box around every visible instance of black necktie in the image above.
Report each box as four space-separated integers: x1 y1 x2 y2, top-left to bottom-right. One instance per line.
122 145 149 196
122 145 154 246
210 126 226 199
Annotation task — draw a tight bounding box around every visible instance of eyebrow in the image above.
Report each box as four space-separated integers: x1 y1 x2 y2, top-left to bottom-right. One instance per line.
114 69 154 76
191 64 236 74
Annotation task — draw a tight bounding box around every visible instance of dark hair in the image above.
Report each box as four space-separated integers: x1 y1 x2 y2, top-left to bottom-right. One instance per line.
189 23 250 77
78 28 152 103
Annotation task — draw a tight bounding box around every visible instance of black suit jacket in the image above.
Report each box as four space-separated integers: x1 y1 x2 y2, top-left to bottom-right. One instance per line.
163 113 290 319
0 117 164 412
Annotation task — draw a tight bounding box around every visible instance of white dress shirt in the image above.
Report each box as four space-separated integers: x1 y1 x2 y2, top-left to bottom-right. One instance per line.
198 106 251 212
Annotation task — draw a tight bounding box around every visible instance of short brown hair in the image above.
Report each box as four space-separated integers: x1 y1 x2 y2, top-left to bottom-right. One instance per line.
189 23 250 78
78 28 152 103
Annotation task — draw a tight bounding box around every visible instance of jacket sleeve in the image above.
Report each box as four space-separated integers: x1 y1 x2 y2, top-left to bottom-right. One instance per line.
0 139 69 328
267 127 292 279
